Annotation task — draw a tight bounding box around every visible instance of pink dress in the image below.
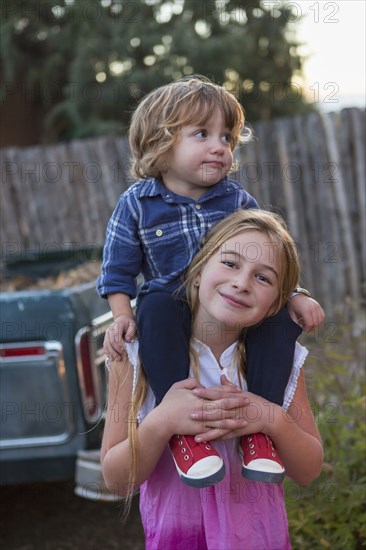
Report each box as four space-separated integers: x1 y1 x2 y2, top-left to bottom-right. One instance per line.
126 340 308 550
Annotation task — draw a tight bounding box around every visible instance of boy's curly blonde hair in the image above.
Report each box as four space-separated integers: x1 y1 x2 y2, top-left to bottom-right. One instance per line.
129 76 248 179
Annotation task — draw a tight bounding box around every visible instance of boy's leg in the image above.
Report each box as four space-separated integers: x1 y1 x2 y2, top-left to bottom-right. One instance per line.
137 291 226 488
245 308 302 405
240 308 302 483
136 292 191 404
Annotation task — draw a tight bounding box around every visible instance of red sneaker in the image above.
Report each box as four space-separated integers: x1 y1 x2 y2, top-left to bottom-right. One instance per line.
239 433 285 483
169 434 225 488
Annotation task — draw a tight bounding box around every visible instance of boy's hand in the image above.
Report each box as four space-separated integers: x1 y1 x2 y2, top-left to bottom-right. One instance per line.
104 315 137 360
287 294 325 333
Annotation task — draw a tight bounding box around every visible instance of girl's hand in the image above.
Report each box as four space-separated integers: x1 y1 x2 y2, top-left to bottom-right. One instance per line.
158 378 249 440
103 315 137 360
188 375 251 441
191 375 279 442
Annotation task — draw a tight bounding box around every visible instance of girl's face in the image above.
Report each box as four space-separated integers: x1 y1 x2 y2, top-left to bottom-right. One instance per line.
193 230 280 344
162 106 233 200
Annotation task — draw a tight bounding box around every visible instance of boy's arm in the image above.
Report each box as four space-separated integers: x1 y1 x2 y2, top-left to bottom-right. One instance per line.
98 193 142 358
108 292 134 320
97 192 143 301
287 291 325 333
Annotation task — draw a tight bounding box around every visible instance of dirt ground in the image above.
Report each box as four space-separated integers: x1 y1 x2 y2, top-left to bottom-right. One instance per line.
0 481 145 549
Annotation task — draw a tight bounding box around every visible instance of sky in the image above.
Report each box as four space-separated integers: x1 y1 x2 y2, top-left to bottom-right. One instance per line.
291 0 366 110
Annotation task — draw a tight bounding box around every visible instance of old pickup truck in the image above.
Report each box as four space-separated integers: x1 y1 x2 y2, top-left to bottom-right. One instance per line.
0 248 117 499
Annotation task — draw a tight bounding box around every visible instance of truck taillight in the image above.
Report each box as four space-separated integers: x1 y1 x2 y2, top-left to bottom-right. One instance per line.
77 330 98 421
0 345 46 359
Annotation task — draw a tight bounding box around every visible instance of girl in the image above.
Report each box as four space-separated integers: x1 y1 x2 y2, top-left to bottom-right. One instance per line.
101 210 323 550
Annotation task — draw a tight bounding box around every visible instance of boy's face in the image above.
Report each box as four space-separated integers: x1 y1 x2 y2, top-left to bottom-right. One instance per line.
162 106 234 200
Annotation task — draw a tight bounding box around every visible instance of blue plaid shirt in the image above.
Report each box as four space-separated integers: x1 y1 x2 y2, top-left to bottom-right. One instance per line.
97 177 258 299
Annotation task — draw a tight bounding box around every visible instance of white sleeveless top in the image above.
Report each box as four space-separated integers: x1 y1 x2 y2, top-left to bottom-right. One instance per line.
125 339 308 423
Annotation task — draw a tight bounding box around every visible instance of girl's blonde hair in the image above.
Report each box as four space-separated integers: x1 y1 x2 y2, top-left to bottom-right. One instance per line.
123 209 300 515
129 76 247 179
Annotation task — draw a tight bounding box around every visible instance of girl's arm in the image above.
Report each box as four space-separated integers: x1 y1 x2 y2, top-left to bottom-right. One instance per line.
265 369 323 485
101 355 171 496
101 359 248 495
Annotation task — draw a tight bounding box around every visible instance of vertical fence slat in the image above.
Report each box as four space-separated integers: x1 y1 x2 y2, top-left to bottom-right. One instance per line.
236 139 261 204
321 112 360 305
306 112 335 313
51 142 80 245
349 108 366 282
275 119 299 241
293 115 316 292
1 150 24 252
286 120 313 293
6 148 32 247
34 145 60 247
98 136 124 213
85 138 111 242
22 147 47 245
67 140 96 245
254 122 272 208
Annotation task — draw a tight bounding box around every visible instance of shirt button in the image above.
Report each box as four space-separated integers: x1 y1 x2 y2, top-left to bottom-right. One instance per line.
156 229 163 237
195 204 201 210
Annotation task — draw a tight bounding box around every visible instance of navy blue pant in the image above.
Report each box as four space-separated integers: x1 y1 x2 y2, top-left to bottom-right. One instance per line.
137 292 302 406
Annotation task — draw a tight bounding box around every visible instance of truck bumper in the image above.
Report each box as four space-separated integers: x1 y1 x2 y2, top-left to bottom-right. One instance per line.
74 449 122 501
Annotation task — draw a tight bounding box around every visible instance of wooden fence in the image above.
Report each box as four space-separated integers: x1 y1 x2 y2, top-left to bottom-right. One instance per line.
235 108 365 318
1 107 365 316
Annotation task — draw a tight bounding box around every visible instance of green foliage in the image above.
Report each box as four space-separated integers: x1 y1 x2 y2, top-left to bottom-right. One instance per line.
286 324 366 549
0 0 314 142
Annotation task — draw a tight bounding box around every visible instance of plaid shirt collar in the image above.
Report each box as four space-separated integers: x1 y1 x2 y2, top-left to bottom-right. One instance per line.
137 176 231 203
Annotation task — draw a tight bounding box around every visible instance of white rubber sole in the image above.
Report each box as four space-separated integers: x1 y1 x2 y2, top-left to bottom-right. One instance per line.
172 455 226 488
241 458 285 484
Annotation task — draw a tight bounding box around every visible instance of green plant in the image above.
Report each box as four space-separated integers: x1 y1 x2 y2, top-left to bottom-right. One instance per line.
286 322 366 549
1 0 314 142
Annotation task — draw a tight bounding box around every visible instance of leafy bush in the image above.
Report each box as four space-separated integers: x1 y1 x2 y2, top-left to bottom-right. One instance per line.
286 321 366 549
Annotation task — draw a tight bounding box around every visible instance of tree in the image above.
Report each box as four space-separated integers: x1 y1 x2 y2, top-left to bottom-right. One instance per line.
0 0 313 142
